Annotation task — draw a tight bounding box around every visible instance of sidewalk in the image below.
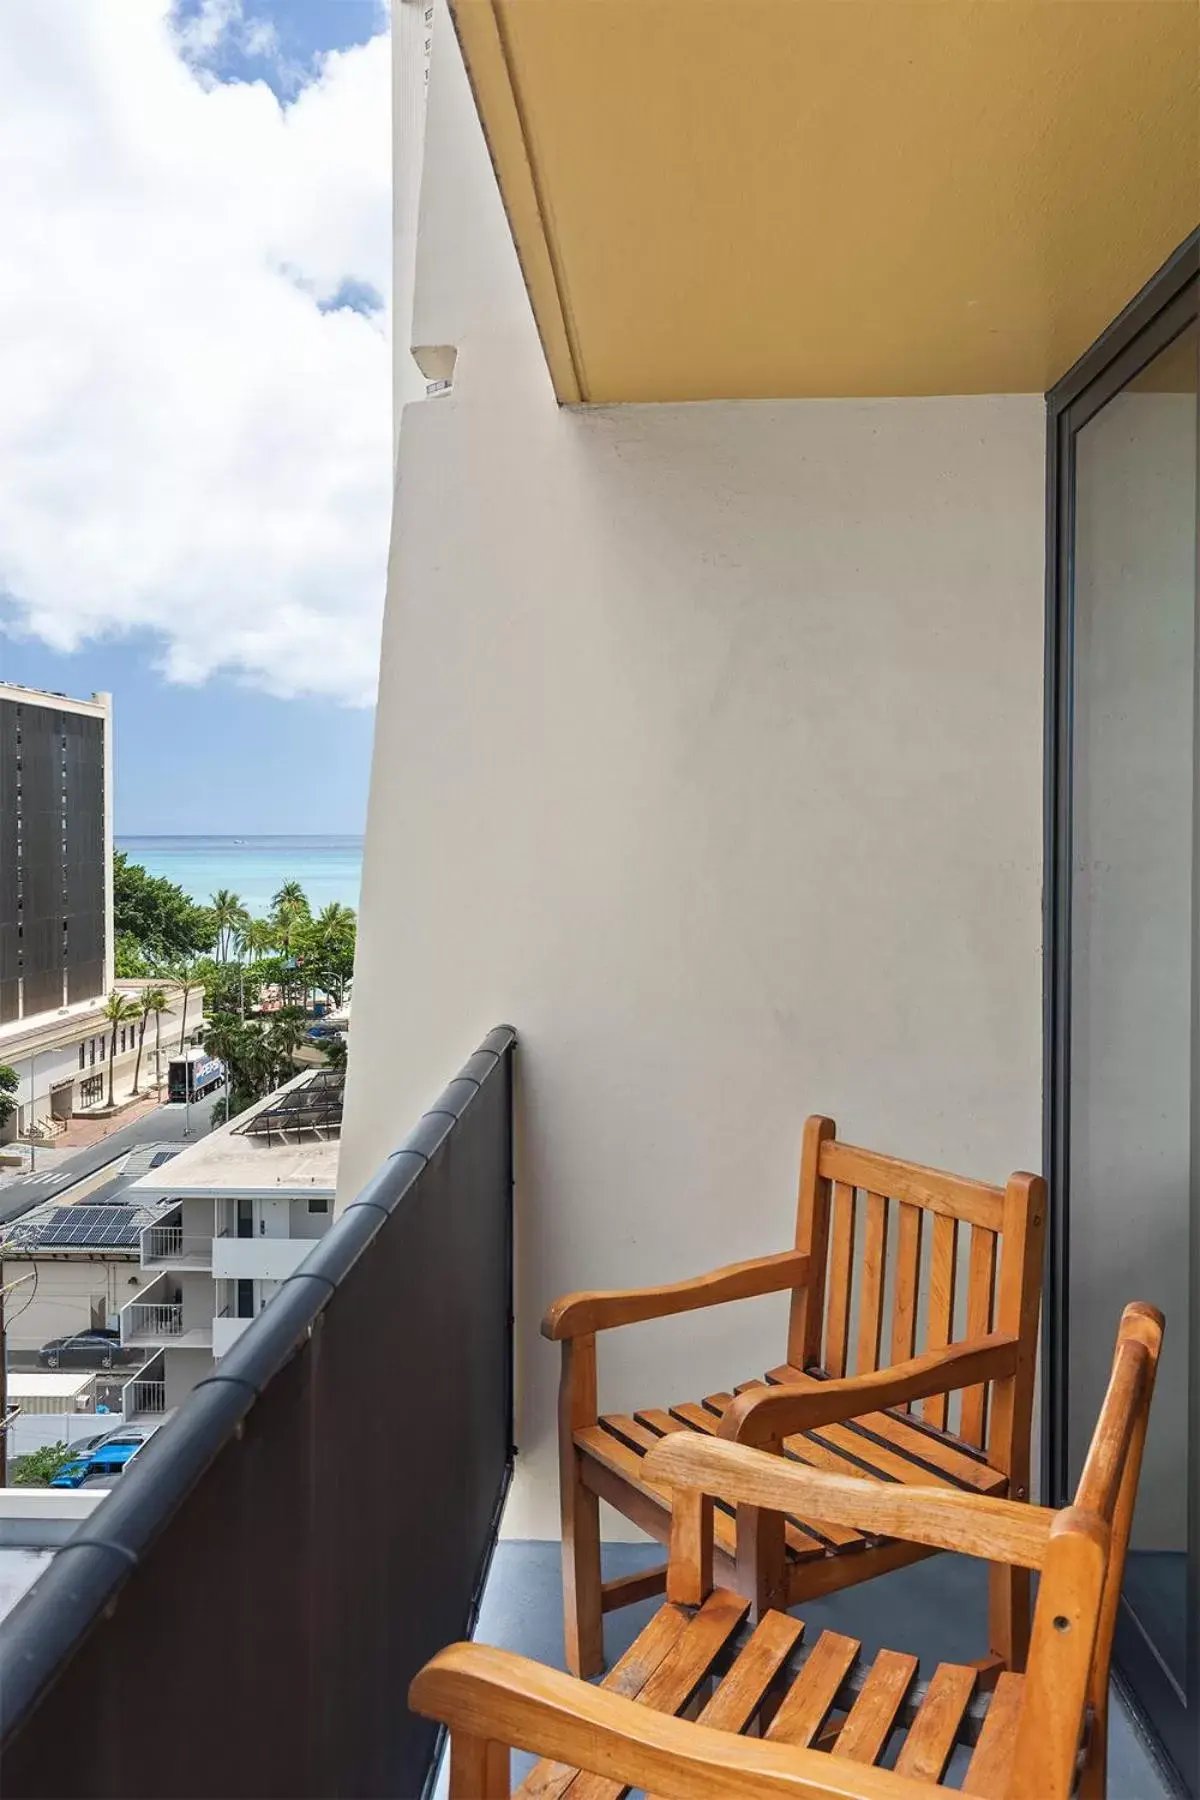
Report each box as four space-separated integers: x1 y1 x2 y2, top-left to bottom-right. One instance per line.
56 1090 167 1150
2 1090 169 1180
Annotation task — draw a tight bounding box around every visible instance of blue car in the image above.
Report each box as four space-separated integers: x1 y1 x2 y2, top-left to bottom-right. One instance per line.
50 1427 153 1487
86 1436 146 1477
49 1455 92 1489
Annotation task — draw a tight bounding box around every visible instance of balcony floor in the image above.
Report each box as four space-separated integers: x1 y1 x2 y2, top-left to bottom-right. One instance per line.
437 1541 1175 1798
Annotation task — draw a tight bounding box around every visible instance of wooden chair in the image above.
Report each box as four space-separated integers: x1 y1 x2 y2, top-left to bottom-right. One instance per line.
543 1117 1045 1678
412 1302 1162 1800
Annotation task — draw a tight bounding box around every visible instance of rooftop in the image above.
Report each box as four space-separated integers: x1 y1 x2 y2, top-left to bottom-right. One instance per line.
126 1070 342 1200
1 1147 179 1256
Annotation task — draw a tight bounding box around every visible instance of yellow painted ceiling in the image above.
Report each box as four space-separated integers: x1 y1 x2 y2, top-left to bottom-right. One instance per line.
450 0 1199 403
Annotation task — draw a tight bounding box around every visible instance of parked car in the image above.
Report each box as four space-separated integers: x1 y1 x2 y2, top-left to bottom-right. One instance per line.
85 1434 149 1478
49 1458 90 1489
50 1426 155 1488
38 1329 137 1370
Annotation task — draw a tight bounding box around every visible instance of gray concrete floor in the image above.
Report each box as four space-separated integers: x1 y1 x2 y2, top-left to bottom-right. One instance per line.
435 1541 1175 1797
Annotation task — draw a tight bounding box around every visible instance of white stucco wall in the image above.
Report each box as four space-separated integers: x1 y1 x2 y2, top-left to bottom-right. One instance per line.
340 3 1047 1538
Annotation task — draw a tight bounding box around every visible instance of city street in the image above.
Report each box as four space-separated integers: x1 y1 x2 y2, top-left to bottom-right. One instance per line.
0 1086 225 1226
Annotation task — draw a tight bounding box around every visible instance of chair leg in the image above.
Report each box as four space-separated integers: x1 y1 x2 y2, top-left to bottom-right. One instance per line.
988 1563 1031 1672
449 1734 509 1798
561 1453 604 1678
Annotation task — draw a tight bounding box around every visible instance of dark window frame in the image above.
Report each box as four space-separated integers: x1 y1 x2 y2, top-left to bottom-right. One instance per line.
1043 226 1199 1792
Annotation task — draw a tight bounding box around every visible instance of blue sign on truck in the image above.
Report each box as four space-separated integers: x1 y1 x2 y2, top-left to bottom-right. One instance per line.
168 1052 225 1103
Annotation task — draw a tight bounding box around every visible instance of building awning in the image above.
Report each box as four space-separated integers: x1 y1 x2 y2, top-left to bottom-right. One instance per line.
449 0 1199 402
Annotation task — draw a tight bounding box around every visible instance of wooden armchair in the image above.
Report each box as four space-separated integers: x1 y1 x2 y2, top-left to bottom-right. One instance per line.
412 1303 1162 1800
542 1116 1045 1677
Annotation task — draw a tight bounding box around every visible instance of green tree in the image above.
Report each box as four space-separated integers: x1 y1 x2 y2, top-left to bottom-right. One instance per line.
101 992 142 1109
113 852 215 962
130 993 151 1095
271 881 309 922
241 917 277 961
10 1442 74 1486
204 1005 308 1119
167 960 204 1053
114 933 153 978
0 1063 18 1133
307 903 356 1006
322 1034 348 1072
143 985 169 1095
210 889 249 963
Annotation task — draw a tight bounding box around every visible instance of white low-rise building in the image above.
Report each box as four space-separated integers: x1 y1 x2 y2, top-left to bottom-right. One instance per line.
120 1069 342 1413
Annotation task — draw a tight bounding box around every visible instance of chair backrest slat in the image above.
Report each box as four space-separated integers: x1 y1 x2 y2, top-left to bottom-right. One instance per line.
855 1192 889 1376
793 1120 1042 1475
822 1181 856 1378
960 1225 998 1447
923 1214 959 1430
889 1201 923 1378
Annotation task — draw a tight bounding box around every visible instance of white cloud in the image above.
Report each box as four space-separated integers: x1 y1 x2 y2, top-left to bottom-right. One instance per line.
0 0 391 704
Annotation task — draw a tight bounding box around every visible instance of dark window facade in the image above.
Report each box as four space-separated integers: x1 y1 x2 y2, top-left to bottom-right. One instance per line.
0 696 106 1024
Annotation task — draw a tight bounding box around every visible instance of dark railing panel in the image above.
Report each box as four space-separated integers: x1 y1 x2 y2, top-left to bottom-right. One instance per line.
0 1028 515 1800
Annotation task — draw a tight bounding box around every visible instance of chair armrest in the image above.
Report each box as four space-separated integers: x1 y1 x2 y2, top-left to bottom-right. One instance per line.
645 1433 1055 1569
720 1332 1020 1445
541 1249 810 1340
410 1641 938 1800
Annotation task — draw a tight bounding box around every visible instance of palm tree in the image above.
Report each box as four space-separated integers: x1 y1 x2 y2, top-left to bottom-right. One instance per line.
314 901 356 938
310 901 357 1006
143 986 169 1095
168 961 204 1052
131 990 152 1094
238 916 277 1019
271 886 310 1006
271 881 309 922
101 992 142 1109
210 889 249 963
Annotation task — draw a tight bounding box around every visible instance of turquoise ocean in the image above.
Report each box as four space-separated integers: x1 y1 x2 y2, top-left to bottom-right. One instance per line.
117 835 364 918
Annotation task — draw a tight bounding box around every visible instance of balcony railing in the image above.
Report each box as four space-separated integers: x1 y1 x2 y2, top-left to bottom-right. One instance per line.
122 1301 183 1340
143 1223 182 1260
125 1379 166 1419
0 1027 516 1800
142 1225 213 1266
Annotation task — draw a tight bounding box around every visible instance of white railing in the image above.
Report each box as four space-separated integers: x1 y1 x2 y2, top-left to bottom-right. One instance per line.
125 1379 166 1418
124 1302 183 1340
142 1225 212 1264
143 1224 182 1260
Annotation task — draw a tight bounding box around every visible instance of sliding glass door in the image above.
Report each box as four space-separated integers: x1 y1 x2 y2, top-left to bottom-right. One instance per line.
1047 239 1199 1792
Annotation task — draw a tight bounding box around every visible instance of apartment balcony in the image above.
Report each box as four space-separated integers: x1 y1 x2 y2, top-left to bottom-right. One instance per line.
119 1275 213 1352
0 1031 1167 1800
140 1216 213 1273
120 1354 166 1423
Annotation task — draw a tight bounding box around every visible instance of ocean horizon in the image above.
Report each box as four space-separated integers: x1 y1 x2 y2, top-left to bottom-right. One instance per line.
117 834 364 917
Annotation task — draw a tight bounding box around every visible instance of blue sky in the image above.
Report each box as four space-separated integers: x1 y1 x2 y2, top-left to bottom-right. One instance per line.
0 633 377 836
0 0 390 836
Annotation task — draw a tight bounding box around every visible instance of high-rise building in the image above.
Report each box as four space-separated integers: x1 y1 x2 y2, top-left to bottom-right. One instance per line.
0 684 112 1023
0 684 115 1140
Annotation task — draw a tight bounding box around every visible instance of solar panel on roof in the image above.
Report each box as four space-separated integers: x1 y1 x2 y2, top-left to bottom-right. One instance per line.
36 1205 144 1248
233 1069 345 1142
149 1149 178 1169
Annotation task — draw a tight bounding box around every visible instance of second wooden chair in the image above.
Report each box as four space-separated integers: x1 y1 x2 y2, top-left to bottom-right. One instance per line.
542 1116 1045 1676
414 1302 1162 1800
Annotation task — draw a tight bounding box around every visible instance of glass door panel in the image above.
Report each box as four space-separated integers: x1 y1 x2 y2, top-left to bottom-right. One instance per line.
1067 318 1198 1777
